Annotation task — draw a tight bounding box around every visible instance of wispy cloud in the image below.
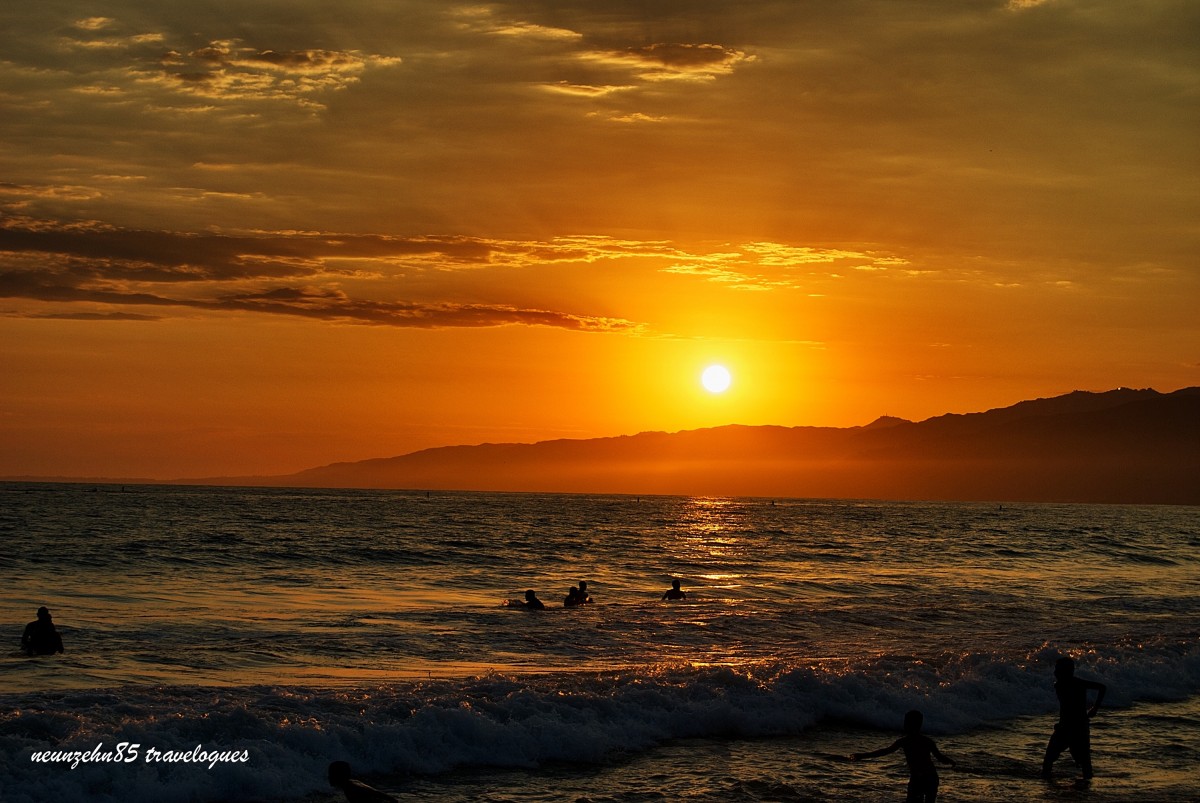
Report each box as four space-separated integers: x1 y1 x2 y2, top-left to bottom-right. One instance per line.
453 6 583 41
583 43 756 82
0 217 651 331
0 212 929 326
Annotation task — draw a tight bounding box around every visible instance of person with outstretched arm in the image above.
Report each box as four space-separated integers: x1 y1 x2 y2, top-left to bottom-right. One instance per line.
851 710 954 803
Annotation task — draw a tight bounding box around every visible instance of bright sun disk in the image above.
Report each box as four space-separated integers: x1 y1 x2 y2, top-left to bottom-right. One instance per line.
701 364 732 393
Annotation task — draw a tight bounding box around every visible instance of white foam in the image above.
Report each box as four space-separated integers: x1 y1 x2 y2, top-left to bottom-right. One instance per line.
3 638 1197 802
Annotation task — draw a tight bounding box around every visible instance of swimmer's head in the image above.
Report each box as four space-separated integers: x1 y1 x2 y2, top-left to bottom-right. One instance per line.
903 710 923 734
328 761 352 786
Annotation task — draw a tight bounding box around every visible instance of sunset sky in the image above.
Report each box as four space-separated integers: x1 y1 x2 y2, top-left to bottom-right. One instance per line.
2 0 1197 479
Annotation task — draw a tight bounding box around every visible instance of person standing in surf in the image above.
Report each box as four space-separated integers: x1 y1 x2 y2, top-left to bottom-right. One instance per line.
1041 656 1106 780
851 710 954 803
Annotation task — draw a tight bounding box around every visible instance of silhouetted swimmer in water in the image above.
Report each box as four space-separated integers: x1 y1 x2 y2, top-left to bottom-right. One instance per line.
662 579 686 600
577 580 593 603
1041 656 1106 780
21 606 64 656
328 761 397 803
519 589 545 610
564 586 584 607
851 710 954 803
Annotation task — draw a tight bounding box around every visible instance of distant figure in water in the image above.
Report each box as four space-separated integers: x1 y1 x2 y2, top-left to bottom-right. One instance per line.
328 761 398 803
1041 656 1106 780
662 579 686 600
851 710 954 803
21 606 64 656
519 590 545 610
577 580 593 603
564 586 584 607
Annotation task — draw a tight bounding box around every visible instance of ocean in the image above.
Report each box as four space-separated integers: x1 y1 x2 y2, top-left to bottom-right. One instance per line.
1 484 1197 802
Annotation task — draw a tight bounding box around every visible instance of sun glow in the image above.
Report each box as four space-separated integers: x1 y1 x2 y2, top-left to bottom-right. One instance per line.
700 364 732 394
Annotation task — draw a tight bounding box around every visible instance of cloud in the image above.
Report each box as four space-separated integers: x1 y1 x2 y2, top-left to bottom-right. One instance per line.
53 20 401 112
0 182 104 206
452 7 583 41
0 266 638 332
584 43 756 82
213 290 638 331
73 17 115 31
23 311 162 321
139 41 401 106
660 243 911 291
0 218 645 332
0 214 922 327
542 81 634 98
740 243 898 267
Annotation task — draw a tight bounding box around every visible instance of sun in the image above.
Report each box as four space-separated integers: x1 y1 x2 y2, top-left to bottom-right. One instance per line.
700 364 732 394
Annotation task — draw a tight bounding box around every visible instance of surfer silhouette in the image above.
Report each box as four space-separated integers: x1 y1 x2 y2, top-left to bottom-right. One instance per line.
564 586 584 607
851 710 954 803
577 580 593 603
662 579 686 600
1041 656 1106 781
328 761 398 803
21 606 64 656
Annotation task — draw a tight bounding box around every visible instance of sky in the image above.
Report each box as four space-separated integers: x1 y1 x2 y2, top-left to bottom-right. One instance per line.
1 0 1197 480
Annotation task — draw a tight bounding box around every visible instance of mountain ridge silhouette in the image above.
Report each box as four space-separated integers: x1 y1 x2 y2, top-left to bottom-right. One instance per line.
265 386 1200 503
8 387 1197 504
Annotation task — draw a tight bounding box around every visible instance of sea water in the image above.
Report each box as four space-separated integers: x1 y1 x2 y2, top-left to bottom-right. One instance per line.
1 485 1197 802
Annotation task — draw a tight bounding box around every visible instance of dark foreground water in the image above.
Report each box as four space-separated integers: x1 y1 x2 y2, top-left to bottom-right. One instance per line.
1 485 1197 802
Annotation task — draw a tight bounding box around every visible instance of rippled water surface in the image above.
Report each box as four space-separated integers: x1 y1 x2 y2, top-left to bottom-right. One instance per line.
1 485 1197 802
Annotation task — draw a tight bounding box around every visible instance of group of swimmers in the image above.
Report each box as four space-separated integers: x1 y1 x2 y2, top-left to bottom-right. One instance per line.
512 579 687 609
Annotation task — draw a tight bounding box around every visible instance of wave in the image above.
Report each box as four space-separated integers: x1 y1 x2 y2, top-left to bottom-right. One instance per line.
2 637 1198 803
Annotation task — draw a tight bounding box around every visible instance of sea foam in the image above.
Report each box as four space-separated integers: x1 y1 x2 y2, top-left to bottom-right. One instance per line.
3 638 1197 803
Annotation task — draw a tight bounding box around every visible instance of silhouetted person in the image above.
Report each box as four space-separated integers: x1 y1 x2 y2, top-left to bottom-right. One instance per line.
851 710 953 803
662 579 686 600
564 586 584 607
577 580 593 603
520 590 545 610
1041 656 1106 780
328 761 397 803
21 606 63 656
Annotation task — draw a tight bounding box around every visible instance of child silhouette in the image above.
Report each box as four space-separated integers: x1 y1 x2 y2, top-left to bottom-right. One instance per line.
851 710 954 803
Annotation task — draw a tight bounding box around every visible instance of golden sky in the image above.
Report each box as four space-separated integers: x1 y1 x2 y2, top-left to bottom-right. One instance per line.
1 1 1197 479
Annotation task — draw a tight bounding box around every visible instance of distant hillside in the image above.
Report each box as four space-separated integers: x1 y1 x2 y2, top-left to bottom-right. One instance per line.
227 387 1200 504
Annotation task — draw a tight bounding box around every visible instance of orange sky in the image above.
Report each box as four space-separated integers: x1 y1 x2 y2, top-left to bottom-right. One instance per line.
1 1 1197 479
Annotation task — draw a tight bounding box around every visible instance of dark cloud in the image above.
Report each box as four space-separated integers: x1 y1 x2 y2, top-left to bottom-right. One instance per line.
0 218 640 332
239 49 370 72
621 43 750 71
23 311 162 321
0 219 500 283
213 291 637 331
